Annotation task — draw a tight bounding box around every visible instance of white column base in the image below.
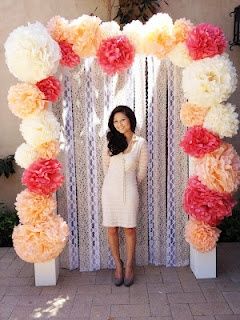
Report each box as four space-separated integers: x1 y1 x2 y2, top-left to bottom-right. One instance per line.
34 257 59 286
190 245 216 279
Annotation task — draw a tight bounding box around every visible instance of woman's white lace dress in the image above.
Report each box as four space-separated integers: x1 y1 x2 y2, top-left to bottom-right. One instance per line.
101 135 148 228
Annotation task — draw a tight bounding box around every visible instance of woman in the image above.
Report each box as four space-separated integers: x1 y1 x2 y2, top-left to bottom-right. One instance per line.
102 105 148 287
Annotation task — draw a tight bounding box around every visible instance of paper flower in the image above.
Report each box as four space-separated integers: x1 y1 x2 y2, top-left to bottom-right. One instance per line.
47 16 69 42
186 23 227 60
68 15 102 58
182 55 237 106
167 42 193 68
15 189 56 224
180 126 221 158
36 76 61 102
122 20 145 54
184 176 236 226
59 40 80 68
4 22 60 83
173 18 193 43
12 215 69 263
203 103 239 138
143 13 175 58
35 140 60 159
20 110 60 147
195 142 240 193
15 143 39 169
8 83 47 119
180 102 210 127
100 21 121 40
97 35 135 75
185 219 221 252
22 159 64 195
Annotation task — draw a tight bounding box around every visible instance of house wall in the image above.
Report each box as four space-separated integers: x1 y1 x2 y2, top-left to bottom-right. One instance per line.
1 0 240 207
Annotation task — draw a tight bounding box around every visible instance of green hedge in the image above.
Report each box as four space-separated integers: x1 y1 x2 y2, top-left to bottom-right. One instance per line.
219 200 240 242
0 202 19 247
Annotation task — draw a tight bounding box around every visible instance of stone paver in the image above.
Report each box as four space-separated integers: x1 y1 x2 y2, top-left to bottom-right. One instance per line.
0 243 239 319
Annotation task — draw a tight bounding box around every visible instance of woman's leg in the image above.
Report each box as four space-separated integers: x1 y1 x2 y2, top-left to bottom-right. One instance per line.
107 227 122 278
123 227 136 279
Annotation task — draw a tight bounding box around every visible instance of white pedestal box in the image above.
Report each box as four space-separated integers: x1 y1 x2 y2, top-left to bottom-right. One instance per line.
34 257 60 286
190 245 216 279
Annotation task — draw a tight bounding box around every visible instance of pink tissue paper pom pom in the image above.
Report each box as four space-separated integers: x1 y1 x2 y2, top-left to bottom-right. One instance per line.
183 176 236 226
180 126 221 158
22 159 64 195
59 40 80 68
36 76 61 102
97 35 135 75
185 219 221 252
186 23 227 60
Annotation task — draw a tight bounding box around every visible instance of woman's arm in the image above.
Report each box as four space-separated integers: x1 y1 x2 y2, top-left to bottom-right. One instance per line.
102 140 110 175
137 139 148 184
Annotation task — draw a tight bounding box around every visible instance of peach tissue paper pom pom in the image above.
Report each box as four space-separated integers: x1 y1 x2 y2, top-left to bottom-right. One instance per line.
180 102 210 127
22 158 64 195
15 143 39 169
183 176 236 226
68 15 102 58
12 215 69 263
8 83 48 119
195 142 240 193
203 103 239 138
186 23 227 60
185 219 221 252
35 140 60 159
36 76 61 102
173 18 193 44
97 35 135 75
144 13 175 58
47 16 69 42
15 189 56 225
180 126 221 158
167 42 193 68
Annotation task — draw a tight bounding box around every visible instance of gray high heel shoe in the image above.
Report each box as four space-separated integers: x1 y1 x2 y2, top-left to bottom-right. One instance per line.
124 266 134 287
114 260 124 287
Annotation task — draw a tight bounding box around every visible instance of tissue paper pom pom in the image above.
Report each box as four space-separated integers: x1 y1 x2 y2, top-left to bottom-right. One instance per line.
15 143 39 169
173 18 193 43
4 22 60 83
68 15 102 58
203 103 239 138
36 76 61 102
20 110 60 147
180 126 221 158
182 55 237 106
100 21 121 39
184 176 236 226
144 13 175 58
185 219 220 252
59 40 80 68
47 16 69 42
167 42 193 68
35 140 60 159
186 23 227 60
8 83 47 119
180 102 210 127
12 215 69 263
97 35 135 75
195 143 240 193
123 20 145 53
15 189 56 224
22 159 64 195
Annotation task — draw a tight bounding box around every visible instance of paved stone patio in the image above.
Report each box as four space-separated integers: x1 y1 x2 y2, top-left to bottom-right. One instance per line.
0 243 240 320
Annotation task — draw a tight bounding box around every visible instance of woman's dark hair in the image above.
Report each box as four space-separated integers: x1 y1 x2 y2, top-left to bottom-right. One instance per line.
107 105 136 156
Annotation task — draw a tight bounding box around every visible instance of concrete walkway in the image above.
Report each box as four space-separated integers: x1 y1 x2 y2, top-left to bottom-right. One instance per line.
0 243 240 320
